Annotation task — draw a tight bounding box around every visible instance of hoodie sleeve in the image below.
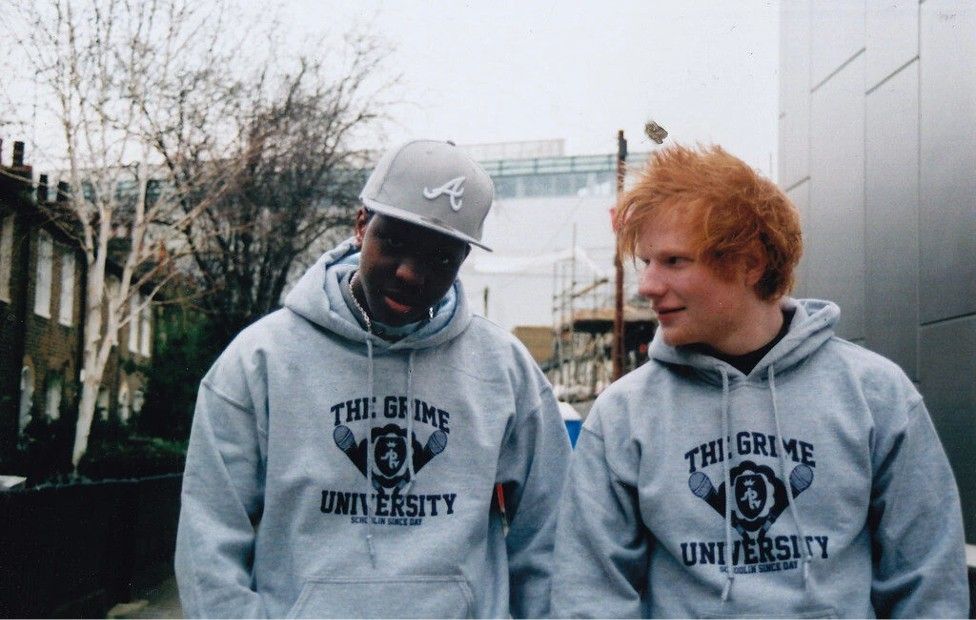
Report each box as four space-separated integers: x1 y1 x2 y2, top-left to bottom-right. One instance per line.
551 415 649 618
175 347 268 618
868 398 969 618
495 382 572 619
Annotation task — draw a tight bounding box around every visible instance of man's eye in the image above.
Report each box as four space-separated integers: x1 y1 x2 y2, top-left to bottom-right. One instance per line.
435 254 459 268
666 256 687 266
383 236 405 250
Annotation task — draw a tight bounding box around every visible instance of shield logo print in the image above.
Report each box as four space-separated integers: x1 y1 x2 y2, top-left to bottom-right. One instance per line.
734 473 768 521
374 432 407 478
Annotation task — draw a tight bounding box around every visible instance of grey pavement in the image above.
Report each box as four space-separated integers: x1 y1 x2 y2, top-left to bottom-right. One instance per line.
102 562 976 619
107 575 182 619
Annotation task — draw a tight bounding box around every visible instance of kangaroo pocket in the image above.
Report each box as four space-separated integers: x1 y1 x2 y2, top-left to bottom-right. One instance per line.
286 574 475 619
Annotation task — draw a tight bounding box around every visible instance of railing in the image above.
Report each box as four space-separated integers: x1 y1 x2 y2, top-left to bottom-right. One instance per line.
479 152 649 177
0 473 182 617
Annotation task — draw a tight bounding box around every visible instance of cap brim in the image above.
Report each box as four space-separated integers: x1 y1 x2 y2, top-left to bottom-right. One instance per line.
361 197 493 252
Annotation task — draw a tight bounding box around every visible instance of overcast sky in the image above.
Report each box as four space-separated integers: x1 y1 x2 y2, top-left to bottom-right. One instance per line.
283 0 780 174
2 1 780 176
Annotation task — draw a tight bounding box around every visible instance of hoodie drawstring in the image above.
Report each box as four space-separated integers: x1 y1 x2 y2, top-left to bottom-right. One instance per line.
362 341 419 569
363 337 378 568
719 365 814 604
401 351 417 497
768 366 813 590
719 368 735 603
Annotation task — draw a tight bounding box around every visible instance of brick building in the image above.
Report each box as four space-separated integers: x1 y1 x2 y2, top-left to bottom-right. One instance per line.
0 140 153 465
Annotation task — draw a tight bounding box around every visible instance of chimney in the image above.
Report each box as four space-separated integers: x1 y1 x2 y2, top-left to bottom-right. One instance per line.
38 174 49 203
57 180 70 202
12 141 25 167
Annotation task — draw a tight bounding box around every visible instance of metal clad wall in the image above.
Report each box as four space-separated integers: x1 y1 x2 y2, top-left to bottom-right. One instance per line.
808 55 866 340
779 0 811 189
781 0 976 544
919 318 976 539
865 63 920 379
810 1 865 88
919 1 976 322
866 0 919 89
788 181 812 298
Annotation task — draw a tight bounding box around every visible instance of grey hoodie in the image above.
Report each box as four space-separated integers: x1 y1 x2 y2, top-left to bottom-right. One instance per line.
551 299 968 618
175 239 570 618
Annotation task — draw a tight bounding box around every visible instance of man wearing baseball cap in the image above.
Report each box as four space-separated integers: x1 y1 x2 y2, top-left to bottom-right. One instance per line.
175 140 570 618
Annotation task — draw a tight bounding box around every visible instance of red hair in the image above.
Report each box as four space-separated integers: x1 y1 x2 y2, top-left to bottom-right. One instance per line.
616 144 802 300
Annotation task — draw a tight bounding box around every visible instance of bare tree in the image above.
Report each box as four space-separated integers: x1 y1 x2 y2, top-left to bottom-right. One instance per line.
4 0 394 465
5 0 252 466
150 36 394 346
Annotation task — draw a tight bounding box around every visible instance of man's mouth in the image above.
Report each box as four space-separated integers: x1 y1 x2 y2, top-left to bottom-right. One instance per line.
383 293 419 315
655 306 684 316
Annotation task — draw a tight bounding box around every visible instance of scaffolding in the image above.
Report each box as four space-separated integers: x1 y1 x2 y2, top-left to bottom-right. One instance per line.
549 237 656 402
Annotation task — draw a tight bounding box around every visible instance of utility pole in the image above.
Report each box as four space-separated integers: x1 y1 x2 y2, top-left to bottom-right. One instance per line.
570 223 578 384
612 130 627 381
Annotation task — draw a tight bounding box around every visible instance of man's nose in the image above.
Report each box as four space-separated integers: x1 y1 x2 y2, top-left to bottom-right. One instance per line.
395 256 427 286
637 263 666 299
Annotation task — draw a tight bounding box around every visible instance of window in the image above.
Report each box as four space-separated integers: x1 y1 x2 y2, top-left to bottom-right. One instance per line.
81 180 96 202
139 302 152 357
0 214 13 302
118 381 131 422
114 179 137 202
96 387 110 421
59 248 75 325
128 294 140 352
34 230 53 317
45 374 62 420
19 366 34 433
146 179 162 207
132 390 145 415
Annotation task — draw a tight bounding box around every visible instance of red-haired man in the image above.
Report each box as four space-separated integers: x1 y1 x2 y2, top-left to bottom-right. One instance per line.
552 144 967 617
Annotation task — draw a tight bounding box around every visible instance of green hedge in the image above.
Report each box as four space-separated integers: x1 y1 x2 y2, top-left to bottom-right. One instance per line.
77 436 187 480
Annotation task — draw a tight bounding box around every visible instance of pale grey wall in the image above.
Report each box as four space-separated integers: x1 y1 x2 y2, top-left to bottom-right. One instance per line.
779 0 976 542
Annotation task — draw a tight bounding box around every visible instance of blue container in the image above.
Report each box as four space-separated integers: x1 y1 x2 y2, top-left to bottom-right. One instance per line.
558 402 583 448
564 419 582 447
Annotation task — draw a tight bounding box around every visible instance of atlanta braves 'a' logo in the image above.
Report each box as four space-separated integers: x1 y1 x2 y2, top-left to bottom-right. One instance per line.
334 423 447 490
688 460 814 540
423 176 466 211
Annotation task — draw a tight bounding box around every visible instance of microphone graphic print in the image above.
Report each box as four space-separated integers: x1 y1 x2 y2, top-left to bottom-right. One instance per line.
689 470 724 514
333 425 367 476
688 461 815 538
761 464 814 534
333 423 449 487
419 430 448 466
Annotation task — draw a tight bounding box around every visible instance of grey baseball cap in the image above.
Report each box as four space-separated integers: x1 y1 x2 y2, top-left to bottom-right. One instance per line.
360 140 494 251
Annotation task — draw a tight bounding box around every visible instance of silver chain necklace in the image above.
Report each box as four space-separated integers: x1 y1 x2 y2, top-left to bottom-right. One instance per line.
348 271 372 332
348 270 436 335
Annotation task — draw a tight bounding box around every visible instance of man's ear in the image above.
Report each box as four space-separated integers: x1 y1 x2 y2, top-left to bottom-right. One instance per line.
354 208 368 246
742 248 766 287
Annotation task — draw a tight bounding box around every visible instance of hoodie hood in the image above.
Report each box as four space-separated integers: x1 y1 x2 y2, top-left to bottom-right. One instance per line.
649 298 840 381
283 238 473 352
